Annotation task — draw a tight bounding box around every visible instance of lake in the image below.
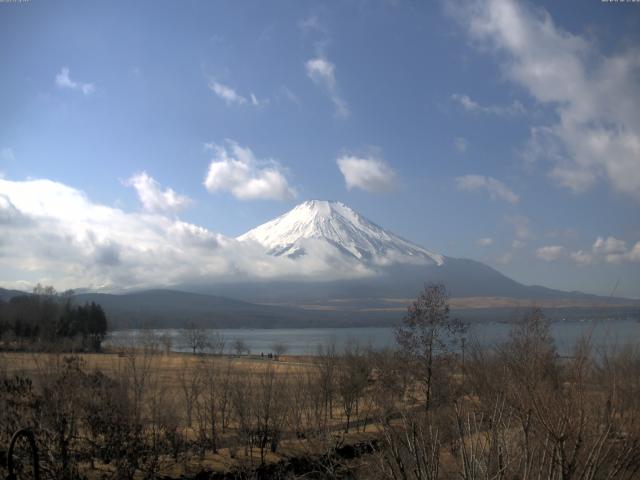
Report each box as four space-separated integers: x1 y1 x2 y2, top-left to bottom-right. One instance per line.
106 318 640 356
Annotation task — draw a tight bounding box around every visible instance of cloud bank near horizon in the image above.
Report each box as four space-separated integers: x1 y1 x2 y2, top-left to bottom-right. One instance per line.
0 177 381 292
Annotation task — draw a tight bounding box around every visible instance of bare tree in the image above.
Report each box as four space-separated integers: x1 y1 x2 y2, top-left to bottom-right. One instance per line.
181 321 209 355
370 348 409 422
139 326 161 353
232 338 249 356
271 342 288 359
337 342 370 433
160 332 173 355
395 283 465 411
317 341 339 427
177 356 202 428
207 330 225 355
194 355 227 454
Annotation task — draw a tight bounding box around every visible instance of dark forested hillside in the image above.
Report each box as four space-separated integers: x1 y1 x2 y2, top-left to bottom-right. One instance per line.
0 286 108 351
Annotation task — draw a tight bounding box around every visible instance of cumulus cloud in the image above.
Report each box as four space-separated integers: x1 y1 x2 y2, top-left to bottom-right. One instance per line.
448 0 640 201
456 174 519 204
569 236 640 266
451 93 525 116
55 67 95 95
592 236 635 264
336 154 397 193
476 237 493 247
305 57 349 117
203 141 296 201
0 178 372 291
536 245 564 262
125 172 192 213
592 236 628 255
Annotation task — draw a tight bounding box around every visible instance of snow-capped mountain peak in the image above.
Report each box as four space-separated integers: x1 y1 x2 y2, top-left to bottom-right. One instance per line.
237 200 445 266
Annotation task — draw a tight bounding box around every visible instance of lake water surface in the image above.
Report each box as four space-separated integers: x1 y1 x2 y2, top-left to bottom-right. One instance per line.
106 318 640 356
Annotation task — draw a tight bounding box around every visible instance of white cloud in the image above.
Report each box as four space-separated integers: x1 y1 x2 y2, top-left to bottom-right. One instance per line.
592 236 631 264
454 137 468 153
476 237 493 247
125 172 192 213
336 155 397 193
570 250 593 266
456 174 519 204
536 245 564 262
208 79 247 106
250 93 267 107
592 236 628 255
207 79 267 108
203 141 296 201
55 67 95 95
451 93 525 116
568 236 640 266
449 0 640 201
512 239 525 249
305 57 349 117
0 178 371 291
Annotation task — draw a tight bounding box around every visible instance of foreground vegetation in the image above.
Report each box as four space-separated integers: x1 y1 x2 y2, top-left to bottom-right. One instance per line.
1 284 640 479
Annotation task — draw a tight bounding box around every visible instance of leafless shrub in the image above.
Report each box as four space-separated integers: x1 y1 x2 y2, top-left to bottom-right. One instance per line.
461 308 640 480
375 410 441 480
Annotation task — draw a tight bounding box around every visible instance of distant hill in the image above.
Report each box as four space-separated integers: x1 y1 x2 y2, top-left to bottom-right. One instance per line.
75 288 640 329
2 287 638 329
182 259 635 306
72 289 399 329
0 287 27 301
73 290 296 329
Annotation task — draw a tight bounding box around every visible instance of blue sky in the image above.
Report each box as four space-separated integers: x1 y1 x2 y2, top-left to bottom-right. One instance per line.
1 0 639 297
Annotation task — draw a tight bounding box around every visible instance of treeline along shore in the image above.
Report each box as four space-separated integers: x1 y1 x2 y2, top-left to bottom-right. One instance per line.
0 285 108 352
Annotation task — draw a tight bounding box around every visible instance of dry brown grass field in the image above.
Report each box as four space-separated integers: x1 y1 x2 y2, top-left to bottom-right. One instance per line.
0 347 396 479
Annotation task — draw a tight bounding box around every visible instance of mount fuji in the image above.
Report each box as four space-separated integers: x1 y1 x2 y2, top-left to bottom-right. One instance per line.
238 200 444 267
195 200 626 310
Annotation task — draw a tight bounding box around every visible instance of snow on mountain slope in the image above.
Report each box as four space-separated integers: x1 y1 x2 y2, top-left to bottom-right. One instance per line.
237 200 445 267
